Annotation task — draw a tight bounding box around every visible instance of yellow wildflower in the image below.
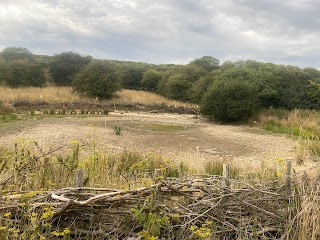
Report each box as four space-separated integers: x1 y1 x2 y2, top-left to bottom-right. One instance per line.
4 212 11 218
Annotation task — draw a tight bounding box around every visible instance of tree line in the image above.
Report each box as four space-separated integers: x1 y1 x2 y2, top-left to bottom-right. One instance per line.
0 47 320 122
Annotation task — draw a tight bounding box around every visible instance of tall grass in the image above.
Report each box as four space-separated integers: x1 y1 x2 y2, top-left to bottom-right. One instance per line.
1 141 319 239
0 140 320 240
114 89 195 108
0 86 85 103
0 86 196 109
258 109 320 164
286 181 320 240
0 142 185 239
0 141 182 192
258 108 320 137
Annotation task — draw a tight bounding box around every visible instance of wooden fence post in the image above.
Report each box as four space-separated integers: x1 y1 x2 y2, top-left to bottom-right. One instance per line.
222 163 230 189
286 160 292 193
14 143 18 164
75 169 85 188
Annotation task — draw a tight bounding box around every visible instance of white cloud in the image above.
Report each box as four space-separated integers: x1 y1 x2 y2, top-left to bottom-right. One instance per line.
0 0 319 68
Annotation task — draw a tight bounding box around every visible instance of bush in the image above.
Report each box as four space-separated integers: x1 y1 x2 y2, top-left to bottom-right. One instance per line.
0 102 15 115
141 69 162 91
200 79 259 122
72 61 121 99
49 51 91 86
2 59 46 87
0 46 34 62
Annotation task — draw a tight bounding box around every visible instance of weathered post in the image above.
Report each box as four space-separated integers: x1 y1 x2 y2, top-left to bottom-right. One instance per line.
154 168 165 180
222 163 230 189
286 160 292 193
14 143 18 164
75 169 85 188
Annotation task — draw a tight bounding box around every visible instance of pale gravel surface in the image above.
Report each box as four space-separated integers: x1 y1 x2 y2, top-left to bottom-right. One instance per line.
0 112 296 170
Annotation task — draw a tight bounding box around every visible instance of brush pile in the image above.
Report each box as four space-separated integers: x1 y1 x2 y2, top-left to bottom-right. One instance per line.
2 175 318 239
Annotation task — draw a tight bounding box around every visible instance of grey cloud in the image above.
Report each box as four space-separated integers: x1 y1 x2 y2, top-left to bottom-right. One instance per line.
0 0 319 68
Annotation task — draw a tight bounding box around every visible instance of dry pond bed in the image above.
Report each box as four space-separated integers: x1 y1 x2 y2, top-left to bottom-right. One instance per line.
0 111 297 172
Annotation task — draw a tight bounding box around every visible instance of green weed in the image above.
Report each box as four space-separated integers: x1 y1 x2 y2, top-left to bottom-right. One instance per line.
0 114 18 122
263 120 316 138
204 159 239 179
114 125 122 135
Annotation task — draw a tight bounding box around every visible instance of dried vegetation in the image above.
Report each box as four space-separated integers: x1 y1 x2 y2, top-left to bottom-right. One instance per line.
0 142 319 239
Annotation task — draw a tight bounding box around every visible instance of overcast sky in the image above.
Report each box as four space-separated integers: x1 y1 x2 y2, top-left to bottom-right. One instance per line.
0 0 319 68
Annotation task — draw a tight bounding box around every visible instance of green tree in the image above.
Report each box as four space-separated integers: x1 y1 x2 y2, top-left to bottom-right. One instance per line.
141 69 162 91
220 60 236 71
72 61 121 99
165 74 190 101
190 56 220 71
49 51 92 86
0 47 34 62
272 65 310 109
307 80 320 109
179 64 207 81
2 59 45 87
121 65 149 89
158 64 207 101
0 59 7 85
303 67 320 79
200 79 259 122
190 69 222 103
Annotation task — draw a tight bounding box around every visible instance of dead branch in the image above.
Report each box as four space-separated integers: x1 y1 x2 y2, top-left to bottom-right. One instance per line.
0 176 312 239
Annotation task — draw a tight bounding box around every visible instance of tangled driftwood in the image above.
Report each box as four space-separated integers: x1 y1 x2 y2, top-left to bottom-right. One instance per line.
1 175 312 239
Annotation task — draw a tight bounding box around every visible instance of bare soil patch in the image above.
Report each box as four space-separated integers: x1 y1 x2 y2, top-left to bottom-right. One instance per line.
0 112 296 171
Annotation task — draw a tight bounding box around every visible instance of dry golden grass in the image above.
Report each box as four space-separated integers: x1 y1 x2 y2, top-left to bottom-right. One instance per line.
258 108 320 133
114 89 196 108
289 183 320 240
0 86 86 102
1 141 319 239
286 109 320 129
0 86 196 109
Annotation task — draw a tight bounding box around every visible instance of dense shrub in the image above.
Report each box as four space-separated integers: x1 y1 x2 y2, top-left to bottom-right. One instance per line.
190 56 220 71
0 47 34 62
1 59 45 87
200 79 259 122
141 69 162 91
121 65 148 89
49 51 91 86
72 61 121 99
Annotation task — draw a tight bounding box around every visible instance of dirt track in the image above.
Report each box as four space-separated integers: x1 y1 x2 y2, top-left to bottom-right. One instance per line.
0 112 296 170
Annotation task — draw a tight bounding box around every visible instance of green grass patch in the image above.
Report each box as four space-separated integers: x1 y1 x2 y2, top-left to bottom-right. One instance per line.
204 160 239 178
0 114 19 122
263 120 316 138
131 123 187 132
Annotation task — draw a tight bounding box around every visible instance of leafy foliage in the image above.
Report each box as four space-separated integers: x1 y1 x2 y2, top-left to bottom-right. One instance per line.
200 79 259 122
141 69 162 91
0 47 34 62
190 70 222 102
48 51 91 86
0 47 45 87
1 45 320 112
72 61 121 99
1 59 45 87
164 74 190 101
190 56 220 71
114 125 122 135
158 64 206 101
307 80 320 109
120 64 149 89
